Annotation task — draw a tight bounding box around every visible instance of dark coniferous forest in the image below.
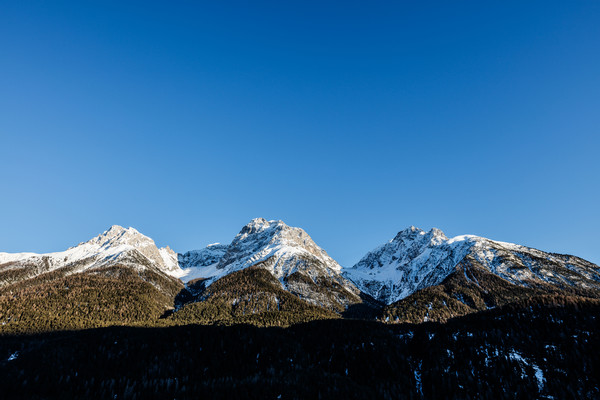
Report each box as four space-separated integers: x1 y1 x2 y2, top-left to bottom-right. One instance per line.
1 298 599 399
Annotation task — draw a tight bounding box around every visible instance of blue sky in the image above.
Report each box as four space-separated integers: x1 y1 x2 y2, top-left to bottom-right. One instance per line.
1 1 599 266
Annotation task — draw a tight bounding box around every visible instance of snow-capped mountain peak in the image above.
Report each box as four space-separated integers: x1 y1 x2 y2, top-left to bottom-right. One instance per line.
236 217 276 238
176 218 360 311
178 218 343 284
344 226 600 305
83 225 150 250
0 225 181 285
218 218 342 275
392 226 447 245
392 225 422 240
344 226 475 303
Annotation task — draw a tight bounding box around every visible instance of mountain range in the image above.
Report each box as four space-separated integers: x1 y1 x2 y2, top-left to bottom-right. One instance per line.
1 218 599 332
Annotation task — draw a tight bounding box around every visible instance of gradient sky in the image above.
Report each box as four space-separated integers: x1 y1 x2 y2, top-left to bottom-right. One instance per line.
1 1 599 266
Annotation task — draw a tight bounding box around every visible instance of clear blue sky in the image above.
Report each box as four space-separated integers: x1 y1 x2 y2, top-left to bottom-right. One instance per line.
1 1 599 266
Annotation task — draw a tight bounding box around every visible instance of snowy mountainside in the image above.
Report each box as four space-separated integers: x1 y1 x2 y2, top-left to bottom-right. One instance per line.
177 244 228 283
220 218 344 279
177 218 362 311
0 225 181 286
3 221 598 314
0 220 362 311
179 218 344 284
344 226 600 304
343 227 476 304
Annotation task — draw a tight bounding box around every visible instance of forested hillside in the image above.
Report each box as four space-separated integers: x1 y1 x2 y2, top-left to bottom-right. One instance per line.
382 257 600 324
1 300 598 399
0 265 183 334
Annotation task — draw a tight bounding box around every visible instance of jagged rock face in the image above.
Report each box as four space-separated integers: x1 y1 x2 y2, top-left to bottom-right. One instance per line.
179 218 345 282
88 225 179 273
218 218 343 279
179 244 228 270
382 253 600 324
179 218 361 311
0 225 181 287
177 244 229 283
468 238 600 291
344 226 600 305
344 227 475 304
5 221 597 316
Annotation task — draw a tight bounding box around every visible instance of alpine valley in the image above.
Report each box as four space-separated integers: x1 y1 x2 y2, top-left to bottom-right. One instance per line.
1 219 599 399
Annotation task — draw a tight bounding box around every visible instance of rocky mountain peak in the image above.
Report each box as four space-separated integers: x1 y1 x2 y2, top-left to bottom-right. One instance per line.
228 218 320 257
0 225 183 286
88 225 150 249
425 227 448 245
392 226 424 241
218 218 338 273
345 226 476 303
392 226 447 245
236 218 287 240
178 218 345 289
346 225 600 305
80 225 178 273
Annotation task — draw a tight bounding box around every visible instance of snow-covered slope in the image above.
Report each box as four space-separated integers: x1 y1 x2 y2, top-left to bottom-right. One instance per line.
5 222 597 311
0 220 361 310
344 226 600 304
178 244 228 283
343 227 475 304
0 225 181 285
178 218 361 310
179 218 344 284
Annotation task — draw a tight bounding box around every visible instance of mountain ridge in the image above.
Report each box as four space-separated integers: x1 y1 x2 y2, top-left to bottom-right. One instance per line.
3 222 599 301
345 226 600 305
0 225 180 285
176 218 363 312
1 220 599 331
